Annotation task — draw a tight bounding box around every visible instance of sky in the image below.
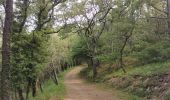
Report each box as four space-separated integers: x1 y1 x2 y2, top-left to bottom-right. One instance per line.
0 0 100 32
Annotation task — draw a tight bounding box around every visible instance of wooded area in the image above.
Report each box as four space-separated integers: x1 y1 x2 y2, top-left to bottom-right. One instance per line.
1 0 170 100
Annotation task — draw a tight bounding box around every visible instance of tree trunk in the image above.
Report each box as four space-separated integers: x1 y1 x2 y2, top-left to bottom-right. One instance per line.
1 0 13 100
92 58 98 80
51 60 59 85
26 80 31 100
52 69 59 85
119 38 127 73
87 58 93 68
32 79 37 97
39 83 43 92
18 88 24 100
167 0 170 35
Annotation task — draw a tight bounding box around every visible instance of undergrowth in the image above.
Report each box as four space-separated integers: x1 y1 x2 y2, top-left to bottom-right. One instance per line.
29 70 69 100
80 61 170 100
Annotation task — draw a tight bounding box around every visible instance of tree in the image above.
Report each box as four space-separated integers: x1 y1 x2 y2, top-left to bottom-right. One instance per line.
1 0 13 100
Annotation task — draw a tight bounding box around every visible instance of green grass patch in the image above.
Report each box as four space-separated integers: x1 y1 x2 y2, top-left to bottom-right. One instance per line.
95 82 145 100
29 70 70 100
80 62 170 100
165 90 170 100
107 61 170 78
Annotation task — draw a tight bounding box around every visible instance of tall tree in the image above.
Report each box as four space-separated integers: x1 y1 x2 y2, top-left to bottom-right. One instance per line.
1 0 13 100
167 0 170 35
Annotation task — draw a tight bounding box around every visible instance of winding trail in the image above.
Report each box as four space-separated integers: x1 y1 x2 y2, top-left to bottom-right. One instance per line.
64 65 122 100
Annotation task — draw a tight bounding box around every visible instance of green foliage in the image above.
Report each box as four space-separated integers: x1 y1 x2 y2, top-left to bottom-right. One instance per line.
58 24 77 39
0 0 4 5
5 0 170 99
165 91 170 100
80 67 145 100
79 67 94 82
112 62 170 77
136 41 170 64
129 87 148 97
48 33 76 66
71 36 89 59
11 31 49 92
96 53 119 63
29 70 67 100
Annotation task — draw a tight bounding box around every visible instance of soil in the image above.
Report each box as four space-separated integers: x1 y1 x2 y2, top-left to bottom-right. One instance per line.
64 66 122 100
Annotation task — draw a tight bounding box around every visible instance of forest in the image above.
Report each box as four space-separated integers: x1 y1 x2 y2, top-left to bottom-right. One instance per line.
1 0 170 100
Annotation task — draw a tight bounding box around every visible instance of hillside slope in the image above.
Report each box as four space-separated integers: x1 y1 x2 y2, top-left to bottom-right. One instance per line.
80 62 170 100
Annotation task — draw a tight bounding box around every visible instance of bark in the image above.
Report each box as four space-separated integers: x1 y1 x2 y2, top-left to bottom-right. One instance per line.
26 80 31 100
91 38 100 80
39 83 43 92
92 56 100 80
32 80 37 97
119 39 127 73
92 58 97 80
0 16 4 31
14 89 18 100
167 0 170 35
119 32 131 73
119 26 134 73
18 0 29 33
87 58 93 68
52 69 59 85
1 0 13 100
51 60 59 85
18 88 24 100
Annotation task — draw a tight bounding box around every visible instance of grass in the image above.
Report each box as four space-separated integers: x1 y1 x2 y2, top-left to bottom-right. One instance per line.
106 61 170 78
165 90 170 100
95 82 145 100
80 68 144 100
29 69 70 100
80 61 170 100
80 61 170 82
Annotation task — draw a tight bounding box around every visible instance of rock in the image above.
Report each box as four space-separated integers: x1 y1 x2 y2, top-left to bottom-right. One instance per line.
164 83 168 86
143 78 150 87
146 87 151 93
154 87 159 91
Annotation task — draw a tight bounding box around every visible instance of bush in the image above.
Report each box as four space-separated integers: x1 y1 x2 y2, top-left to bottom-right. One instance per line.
96 52 119 63
136 41 170 64
79 67 94 81
165 91 170 100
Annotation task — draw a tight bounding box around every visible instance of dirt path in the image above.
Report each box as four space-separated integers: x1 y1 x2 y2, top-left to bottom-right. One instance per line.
64 66 122 100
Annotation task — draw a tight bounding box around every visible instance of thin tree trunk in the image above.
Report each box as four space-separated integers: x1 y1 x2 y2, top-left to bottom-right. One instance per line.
92 57 99 80
14 89 18 100
119 25 134 73
119 37 128 73
32 79 37 97
52 60 59 85
26 80 31 100
18 88 24 100
167 0 170 35
1 0 13 100
39 83 43 92
52 69 59 85
31 32 37 97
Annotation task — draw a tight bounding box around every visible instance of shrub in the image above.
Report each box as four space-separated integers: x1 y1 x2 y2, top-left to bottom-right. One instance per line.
165 91 170 100
136 41 170 64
